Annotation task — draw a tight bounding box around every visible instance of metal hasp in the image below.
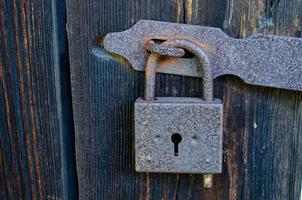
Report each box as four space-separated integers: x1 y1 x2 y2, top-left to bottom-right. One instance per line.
104 20 302 92
103 20 302 188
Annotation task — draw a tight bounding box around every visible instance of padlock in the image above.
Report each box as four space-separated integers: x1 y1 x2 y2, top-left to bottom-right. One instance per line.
135 39 223 175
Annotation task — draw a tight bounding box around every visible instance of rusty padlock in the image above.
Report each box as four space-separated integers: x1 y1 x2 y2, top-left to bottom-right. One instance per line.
135 39 223 181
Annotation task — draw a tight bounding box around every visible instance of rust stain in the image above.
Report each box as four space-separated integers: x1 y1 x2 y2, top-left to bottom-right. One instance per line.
95 34 106 47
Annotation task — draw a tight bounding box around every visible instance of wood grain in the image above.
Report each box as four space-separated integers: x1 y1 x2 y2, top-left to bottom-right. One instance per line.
183 0 302 199
66 1 187 199
0 0 77 199
66 0 302 199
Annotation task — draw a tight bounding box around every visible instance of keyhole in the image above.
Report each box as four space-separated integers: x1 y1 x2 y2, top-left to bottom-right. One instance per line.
171 133 182 156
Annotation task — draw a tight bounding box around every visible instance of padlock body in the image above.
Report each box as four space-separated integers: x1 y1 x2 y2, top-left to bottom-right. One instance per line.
135 97 223 174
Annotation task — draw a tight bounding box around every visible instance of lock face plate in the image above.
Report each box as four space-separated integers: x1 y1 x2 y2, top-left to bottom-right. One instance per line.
135 97 223 173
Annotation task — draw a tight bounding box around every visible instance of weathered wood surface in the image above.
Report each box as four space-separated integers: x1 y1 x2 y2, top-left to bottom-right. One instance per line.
0 0 77 199
181 1 302 200
66 1 185 199
66 0 302 199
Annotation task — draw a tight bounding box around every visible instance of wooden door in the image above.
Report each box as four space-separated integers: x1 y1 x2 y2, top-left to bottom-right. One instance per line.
66 0 302 199
0 0 77 199
1 0 301 199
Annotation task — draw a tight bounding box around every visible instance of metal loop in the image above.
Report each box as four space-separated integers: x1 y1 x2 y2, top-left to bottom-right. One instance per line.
144 53 160 100
144 39 213 101
145 40 185 57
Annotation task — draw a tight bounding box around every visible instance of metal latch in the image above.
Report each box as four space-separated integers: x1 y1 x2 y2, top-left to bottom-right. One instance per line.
103 20 302 188
104 20 302 92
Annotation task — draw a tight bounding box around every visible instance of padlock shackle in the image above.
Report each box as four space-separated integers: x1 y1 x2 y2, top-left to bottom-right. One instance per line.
144 39 213 101
144 53 160 100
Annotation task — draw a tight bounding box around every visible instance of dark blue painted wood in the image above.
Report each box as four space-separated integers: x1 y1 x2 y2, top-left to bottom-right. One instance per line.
2 0 301 199
67 0 302 199
66 0 187 199
0 0 77 199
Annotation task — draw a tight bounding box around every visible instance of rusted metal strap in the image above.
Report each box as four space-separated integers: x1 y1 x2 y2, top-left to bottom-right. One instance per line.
104 20 302 91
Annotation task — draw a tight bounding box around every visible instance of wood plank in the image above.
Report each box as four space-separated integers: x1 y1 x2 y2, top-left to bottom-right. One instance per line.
180 0 302 199
185 0 227 28
67 0 302 199
66 0 190 199
0 0 77 199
